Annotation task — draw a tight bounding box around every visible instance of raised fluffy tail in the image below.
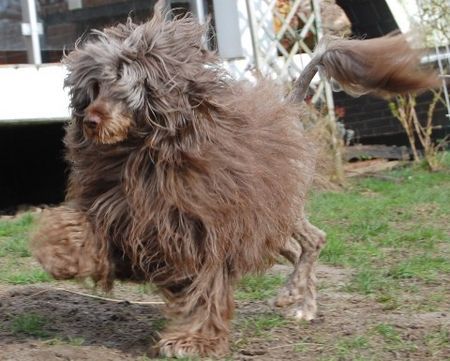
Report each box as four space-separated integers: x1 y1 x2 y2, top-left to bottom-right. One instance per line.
291 34 441 102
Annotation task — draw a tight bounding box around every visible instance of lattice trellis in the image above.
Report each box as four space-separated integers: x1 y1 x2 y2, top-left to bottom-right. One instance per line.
242 0 344 179
245 0 329 102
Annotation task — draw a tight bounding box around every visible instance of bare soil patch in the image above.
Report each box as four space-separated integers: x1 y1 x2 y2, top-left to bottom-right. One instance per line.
1 265 448 361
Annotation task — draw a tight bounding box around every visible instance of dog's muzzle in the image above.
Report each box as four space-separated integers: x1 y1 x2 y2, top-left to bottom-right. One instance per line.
84 113 102 130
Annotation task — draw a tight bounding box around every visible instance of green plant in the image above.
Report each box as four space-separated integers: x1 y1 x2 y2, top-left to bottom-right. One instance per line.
11 313 49 338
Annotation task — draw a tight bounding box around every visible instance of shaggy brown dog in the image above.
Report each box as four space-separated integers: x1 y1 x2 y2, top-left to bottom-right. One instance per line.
32 4 438 358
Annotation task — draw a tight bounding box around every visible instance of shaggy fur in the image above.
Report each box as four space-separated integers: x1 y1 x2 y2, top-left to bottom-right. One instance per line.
32 4 438 358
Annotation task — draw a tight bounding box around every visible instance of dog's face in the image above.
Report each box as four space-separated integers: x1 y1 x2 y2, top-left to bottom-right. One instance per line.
82 82 133 144
63 12 218 146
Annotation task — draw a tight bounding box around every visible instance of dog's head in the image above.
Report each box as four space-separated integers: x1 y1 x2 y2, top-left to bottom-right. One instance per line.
63 4 219 145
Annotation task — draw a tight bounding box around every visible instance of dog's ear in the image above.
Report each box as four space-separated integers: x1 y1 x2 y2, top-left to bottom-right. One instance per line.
62 31 126 116
130 9 222 129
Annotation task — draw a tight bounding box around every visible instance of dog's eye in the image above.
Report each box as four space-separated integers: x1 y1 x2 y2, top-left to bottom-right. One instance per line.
92 82 100 100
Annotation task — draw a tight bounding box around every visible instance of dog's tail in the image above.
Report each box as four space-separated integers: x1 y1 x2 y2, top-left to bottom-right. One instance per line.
290 34 441 102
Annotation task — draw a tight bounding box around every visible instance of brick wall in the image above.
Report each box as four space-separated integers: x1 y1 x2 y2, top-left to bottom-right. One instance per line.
334 90 450 145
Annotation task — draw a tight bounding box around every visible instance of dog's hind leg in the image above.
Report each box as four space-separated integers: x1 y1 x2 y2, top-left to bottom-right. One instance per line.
157 266 234 358
280 236 302 264
274 216 326 321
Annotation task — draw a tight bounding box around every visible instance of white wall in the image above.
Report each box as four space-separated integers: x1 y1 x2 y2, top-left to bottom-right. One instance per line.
0 54 317 124
0 64 70 123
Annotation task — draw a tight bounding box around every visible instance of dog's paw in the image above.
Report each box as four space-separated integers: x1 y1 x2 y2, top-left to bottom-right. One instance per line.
270 290 317 322
158 332 228 358
270 286 303 308
31 206 112 285
272 304 317 322
285 302 317 321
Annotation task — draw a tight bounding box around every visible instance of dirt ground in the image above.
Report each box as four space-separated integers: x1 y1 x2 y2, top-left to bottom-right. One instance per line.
1 264 448 361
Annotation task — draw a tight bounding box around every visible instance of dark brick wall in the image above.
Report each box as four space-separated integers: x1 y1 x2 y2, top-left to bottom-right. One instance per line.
0 0 157 64
334 90 450 145
0 51 28 64
333 0 449 146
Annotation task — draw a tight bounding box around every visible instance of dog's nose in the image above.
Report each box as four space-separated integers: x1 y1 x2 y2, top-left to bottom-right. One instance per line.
84 113 101 129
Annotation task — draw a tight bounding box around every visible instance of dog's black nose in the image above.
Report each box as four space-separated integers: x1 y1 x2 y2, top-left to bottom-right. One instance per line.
84 114 101 129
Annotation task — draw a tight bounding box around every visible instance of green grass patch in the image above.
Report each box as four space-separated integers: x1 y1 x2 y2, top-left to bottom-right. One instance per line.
237 313 287 337
374 323 402 344
374 292 401 311
1 267 52 285
151 318 167 332
308 159 450 301
0 235 31 257
387 255 450 281
0 213 51 285
11 313 49 338
0 213 34 238
0 213 34 259
416 291 449 312
425 327 450 350
334 335 370 359
293 341 311 353
345 268 393 295
318 236 346 265
137 283 157 295
379 227 447 250
372 323 419 354
235 274 285 301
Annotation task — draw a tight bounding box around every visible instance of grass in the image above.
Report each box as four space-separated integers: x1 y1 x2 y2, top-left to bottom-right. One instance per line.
0 235 31 257
335 335 370 358
235 274 285 301
425 327 450 350
1 267 52 285
237 313 287 337
151 318 167 332
0 213 34 236
11 313 49 338
308 156 450 309
234 313 288 348
373 323 420 356
387 255 450 281
309 335 375 361
315 323 429 361
345 267 392 295
137 283 157 295
374 323 402 344
0 213 53 285
0 214 34 258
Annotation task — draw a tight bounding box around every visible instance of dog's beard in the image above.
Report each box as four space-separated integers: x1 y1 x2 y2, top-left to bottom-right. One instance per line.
84 114 133 144
83 99 133 144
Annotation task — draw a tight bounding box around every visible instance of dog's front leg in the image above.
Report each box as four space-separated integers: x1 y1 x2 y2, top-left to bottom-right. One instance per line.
156 266 234 358
31 206 112 289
